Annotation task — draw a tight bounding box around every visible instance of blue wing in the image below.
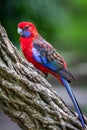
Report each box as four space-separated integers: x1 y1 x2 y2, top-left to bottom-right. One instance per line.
32 35 64 70
32 35 75 82
32 47 60 71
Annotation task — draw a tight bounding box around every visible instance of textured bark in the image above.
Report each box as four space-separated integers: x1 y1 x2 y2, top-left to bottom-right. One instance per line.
0 24 87 130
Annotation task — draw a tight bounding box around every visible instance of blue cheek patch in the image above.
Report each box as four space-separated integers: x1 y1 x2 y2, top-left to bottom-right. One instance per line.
22 30 31 37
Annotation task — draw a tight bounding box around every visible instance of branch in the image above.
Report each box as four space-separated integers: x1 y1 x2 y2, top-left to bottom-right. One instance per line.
0 24 87 130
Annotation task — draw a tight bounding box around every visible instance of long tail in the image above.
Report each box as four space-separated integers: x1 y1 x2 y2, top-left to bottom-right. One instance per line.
60 77 86 128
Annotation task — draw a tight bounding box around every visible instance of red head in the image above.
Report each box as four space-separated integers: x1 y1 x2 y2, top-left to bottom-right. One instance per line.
18 22 38 37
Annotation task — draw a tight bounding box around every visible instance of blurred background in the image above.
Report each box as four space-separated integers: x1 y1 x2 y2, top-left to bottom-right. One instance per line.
0 0 87 129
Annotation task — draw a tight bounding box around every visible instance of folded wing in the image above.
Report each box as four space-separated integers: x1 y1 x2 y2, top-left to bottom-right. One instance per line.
32 35 75 82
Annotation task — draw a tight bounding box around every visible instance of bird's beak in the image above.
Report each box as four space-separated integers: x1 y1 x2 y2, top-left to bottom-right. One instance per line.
17 28 23 35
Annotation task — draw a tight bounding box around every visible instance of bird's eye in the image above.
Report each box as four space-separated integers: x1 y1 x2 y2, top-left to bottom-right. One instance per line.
24 26 29 30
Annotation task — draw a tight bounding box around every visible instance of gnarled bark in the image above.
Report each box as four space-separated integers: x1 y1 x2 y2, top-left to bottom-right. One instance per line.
0 24 87 130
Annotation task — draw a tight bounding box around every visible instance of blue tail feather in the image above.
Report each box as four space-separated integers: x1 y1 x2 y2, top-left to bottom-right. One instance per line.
61 77 86 128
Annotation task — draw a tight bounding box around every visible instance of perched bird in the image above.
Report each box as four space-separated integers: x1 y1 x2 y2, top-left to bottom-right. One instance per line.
18 22 86 128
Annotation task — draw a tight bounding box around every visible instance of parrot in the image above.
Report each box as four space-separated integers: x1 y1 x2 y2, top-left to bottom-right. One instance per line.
17 22 86 128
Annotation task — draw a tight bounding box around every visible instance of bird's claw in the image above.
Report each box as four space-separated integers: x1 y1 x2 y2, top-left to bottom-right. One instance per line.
44 73 48 78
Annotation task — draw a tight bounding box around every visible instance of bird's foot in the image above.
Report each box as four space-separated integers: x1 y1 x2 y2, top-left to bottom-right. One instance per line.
35 69 48 78
35 68 42 75
44 73 48 78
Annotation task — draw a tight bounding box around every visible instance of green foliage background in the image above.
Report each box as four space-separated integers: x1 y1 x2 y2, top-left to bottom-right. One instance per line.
0 0 87 61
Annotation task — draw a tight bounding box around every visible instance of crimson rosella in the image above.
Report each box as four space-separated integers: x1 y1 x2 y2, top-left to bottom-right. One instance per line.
17 22 86 128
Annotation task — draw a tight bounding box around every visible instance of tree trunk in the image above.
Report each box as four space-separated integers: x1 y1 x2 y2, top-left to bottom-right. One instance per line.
0 24 87 130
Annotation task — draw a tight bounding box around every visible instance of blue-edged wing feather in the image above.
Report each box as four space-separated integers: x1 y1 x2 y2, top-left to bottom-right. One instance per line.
32 35 75 82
